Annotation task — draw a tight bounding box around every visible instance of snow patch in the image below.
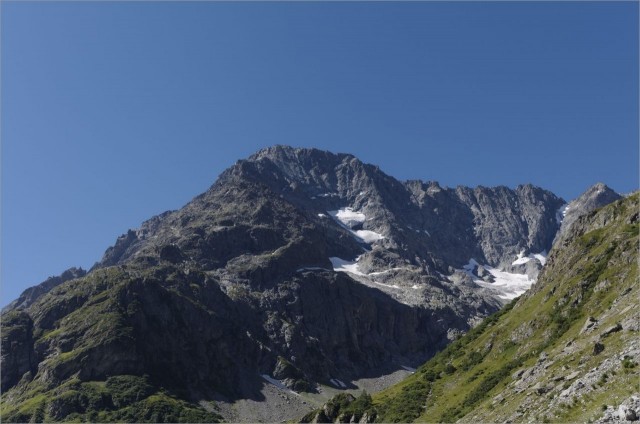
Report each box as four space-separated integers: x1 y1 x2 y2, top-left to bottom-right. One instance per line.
556 203 570 224
328 207 384 244
458 258 536 300
512 251 531 265
261 375 299 395
368 267 406 276
328 207 366 227
296 267 331 272
329 258 410 283
462 258 480 274
532 251 547 266
354 230 384 243
329 256 366 276
317 213 327 218
330 378 347 388
511 251 547 266
372 281 401 289
474 267 533 300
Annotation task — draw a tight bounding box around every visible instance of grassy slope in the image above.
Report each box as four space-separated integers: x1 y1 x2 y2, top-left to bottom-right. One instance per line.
0 374 221 423
373 194 639 423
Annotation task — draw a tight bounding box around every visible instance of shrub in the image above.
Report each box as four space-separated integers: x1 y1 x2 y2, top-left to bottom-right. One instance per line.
378 379 430 422
444 363 457 375
622 356 638 369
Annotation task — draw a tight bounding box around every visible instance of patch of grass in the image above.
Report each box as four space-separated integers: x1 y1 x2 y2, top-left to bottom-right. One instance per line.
1 375 222 423
341 391 373 420
376 378 430 422
622 356 638 370
105 375 155 408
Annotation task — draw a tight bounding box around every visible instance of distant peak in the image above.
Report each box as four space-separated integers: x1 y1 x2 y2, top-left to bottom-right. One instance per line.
247 145 294 162
585 182 614 194
574 182 620 204
249 145 355 162
554 182 622 243
251 144 299 157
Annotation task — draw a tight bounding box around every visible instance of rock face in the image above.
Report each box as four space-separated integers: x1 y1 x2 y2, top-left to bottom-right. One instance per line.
0 146 622 423
87 146 565 304
455 184 562 268
555 182 622 243
1 311 37 391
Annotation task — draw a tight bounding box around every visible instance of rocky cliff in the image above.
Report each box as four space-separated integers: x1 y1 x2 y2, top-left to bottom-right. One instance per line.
555 182 622 243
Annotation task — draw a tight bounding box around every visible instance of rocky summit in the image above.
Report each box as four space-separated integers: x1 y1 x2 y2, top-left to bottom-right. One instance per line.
0 146 628 422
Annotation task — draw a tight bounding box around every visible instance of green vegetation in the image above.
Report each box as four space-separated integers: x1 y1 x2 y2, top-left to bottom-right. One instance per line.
342 391 373 418
300 391 375 423
376 378 430 422
0 375 221 423
622 356 638 370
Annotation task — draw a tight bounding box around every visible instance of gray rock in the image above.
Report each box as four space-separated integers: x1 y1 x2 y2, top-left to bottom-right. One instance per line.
0 311 36 391
455 184 564 267
566 371 580 380
622 314 640 332
512 368 525 380
555 183 622 244
581 316 599 334
532 382 551 394
600 323 623 338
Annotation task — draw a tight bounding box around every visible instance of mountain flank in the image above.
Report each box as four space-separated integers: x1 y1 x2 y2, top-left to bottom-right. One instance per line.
303 192 638 423
1 146 626 422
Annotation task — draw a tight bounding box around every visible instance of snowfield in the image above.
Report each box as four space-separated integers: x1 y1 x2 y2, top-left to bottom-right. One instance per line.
260 375 299 395
460 258 536 300
330 378 347 388
556 203 570 224
353 229 384 243
473 267 533 300
323 250 541 302
328 208 366 227
329 256 367 276
328 207 384 244
512 250 547 266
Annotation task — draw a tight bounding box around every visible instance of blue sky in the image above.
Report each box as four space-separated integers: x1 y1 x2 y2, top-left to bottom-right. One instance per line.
2 2 638 305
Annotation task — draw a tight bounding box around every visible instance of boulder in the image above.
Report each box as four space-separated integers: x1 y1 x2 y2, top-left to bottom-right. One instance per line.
593 342 605 355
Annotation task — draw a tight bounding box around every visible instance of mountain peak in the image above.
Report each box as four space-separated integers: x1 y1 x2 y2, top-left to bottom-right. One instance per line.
555 182 622 241
248 145 356 164
583 182 617 197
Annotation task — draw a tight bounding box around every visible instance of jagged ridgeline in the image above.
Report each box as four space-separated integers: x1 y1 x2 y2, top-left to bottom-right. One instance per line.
306 193 637 423
0 146 629 422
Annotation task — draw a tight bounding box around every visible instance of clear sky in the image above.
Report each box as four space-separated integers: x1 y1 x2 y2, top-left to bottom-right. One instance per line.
2 2 638 305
